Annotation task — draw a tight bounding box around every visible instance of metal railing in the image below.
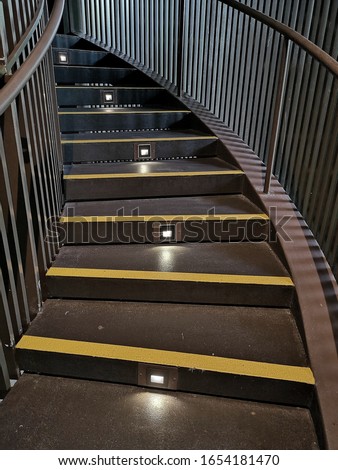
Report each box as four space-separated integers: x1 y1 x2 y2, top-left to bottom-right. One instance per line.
69 0 338 279
0 0 64 395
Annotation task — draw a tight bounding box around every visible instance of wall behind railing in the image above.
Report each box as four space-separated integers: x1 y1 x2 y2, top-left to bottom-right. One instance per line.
70 0 337 278
0 0 63 395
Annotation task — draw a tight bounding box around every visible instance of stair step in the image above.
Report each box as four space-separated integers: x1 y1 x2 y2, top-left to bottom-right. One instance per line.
53 34 104 51
64 158 244 200
53 48 128 67
54 65 156 86
59 108 191 133
57 86 180 107
60 195 269 244
0 374 319 449
16 299 313 406
62 130 218 163
46 243 294 307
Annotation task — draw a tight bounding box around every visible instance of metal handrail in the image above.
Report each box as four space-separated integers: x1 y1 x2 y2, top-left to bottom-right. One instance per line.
214 0 338 193
219 0 338 77
0 0 65 116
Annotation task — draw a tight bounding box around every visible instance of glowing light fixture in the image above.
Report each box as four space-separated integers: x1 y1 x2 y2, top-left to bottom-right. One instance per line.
150 374 165 385
104 93 113 102
138 364 178 390
162 229 173 239
58 52 68 64
138 144 152 160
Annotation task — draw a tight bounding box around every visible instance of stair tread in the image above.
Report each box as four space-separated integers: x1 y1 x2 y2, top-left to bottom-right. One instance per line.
50 243 290 278
0 374 318 450
61 129 216 142
64 157 237 176
21 299 307 367
61 195 265 217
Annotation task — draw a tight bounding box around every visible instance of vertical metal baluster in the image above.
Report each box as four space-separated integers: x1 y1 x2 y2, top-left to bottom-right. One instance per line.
40 8 62 214
41 54 62 218
24 78 53 266
0 199 22 338
106 0 111 48
5 101 42 311
177 0 184 95
0 255 19 380
129 0 134 59
0 335 11 394
0 132 30 328
46 49 63 189
29 72 56 261
36 67 59 237
264 36 291 193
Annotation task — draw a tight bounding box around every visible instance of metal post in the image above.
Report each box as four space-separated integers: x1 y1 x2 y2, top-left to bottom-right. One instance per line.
264 36 291 194
68 0 85 34
177 0 185 96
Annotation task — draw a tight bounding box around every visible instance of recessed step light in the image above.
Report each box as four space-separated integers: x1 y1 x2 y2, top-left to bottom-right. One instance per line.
58 52 68 64
138 364 178 390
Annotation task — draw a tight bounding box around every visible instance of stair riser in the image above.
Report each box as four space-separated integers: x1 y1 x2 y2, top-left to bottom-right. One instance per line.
59 112 191 132
53 49 127 67
54 67 155 86
59 220 269 244
62 139 219 163
64 174 244 200
57 88 179 107
47 277 294 308
16 350 313 407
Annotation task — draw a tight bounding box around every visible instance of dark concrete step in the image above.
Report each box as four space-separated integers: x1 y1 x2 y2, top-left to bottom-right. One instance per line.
16 299 313 406
62 129 218 163
60 195 269 244
59 108 191 133
53 34 104 51
46 243 294 307
0 374 319 449
64 157 244 200
57 86 180 107
53 48 129 67
54 65 157 86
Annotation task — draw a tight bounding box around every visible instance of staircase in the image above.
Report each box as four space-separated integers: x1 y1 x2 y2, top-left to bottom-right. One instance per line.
0 35 320 449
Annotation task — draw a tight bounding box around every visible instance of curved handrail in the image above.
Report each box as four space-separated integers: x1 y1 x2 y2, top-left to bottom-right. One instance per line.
0 0 65 116
220 0 338 77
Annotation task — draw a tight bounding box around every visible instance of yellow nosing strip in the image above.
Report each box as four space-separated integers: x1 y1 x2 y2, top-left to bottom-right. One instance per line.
59 214 269 223
59 110 191 115
61 136 218 144
17 336 314 384
46 267 294 286
63 170 243 180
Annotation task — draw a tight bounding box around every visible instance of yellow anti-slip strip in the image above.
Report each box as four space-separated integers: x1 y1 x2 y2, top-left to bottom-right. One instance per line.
64 170 242 180
46 267 293 287
59 110 191 115
59 214 269 223
17 336 314 384
62 136 217 144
